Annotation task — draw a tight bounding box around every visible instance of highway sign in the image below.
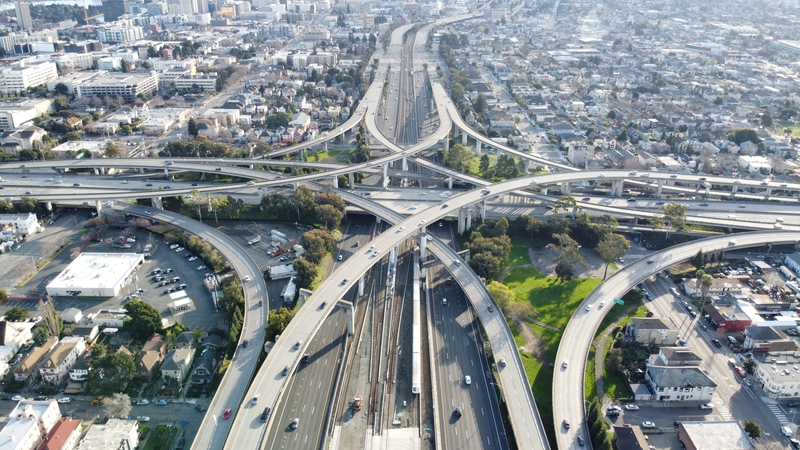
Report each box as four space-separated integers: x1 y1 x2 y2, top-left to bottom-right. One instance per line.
613 298 624 305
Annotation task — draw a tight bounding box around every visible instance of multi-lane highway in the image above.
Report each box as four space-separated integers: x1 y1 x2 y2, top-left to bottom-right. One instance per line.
552 231 800 450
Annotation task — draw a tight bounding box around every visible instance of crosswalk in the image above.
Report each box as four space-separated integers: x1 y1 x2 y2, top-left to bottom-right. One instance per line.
717 405 734 421
768 404 789 424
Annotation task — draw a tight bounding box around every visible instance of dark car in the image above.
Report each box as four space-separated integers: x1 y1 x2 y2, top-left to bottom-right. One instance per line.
242 340 248 348
145 183 152 187
192 183 199 186
260 407 271 423
73 183 81 187
164 268 173 273
34 396 49 401
454 407 462 418
177 284 187 290
175 436 186 449
712 339 722 348
301 353 310 363
195 404 207 413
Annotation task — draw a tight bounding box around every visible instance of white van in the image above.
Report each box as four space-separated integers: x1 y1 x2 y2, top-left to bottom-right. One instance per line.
783 425 793 437
442 298 447 305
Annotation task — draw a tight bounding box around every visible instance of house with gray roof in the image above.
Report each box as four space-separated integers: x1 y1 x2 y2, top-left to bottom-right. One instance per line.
644 366 717 402
160 348 195 382
627 317 679 346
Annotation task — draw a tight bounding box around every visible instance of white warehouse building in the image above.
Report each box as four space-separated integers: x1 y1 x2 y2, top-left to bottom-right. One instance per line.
46 253 144 297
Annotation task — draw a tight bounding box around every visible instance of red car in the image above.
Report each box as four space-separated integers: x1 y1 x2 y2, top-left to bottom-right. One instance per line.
223 408 231 419
563 419 570 429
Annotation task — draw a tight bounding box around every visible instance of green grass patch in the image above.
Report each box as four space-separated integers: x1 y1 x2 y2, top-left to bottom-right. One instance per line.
506 236 531 267
315 149 353 161
585 345 597 402
594 302 646 339
504 267 601 329
602 339 634 399
526 323 562 447
310 253 333 291
141 425 177 450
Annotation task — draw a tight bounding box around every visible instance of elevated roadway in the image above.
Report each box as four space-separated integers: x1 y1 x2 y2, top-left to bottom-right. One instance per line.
552 231 800 450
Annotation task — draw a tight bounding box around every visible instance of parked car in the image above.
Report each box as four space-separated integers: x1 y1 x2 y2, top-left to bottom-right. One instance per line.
641 421 656 428
624 404 639 410
136 416 150 422
699 403 714 410
155 399 168 406
57 397 72 404
136 399 150 405
195 404 207 413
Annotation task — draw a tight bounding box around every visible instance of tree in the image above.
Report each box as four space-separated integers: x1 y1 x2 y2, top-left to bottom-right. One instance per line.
102 393 133 418
315 204 343 229
607 348 622 373
554 260 576 281
187 118 199 137
615 127 628 141
292 258 316 290
442 144 474 173
479 154 490 173
5 306 28 322
450 83 465 101
32 327 50 346
487 281 515 312
123 299 163 342
761 108 773 127
253 141 271 156
692 250 706 271
553 196 578 217
548 233 587 281
288 185 316 221
698 271 714 303
504 301 535 326
652 202 688 236
103 141 121 158
315 191 345 211
742 358 756 375
93 353 136 394
0 290 6 301
300 229 335 264
596 234 630 279
743 420 761 439
17 196 38 213
473 94 488 114
265 307 296 341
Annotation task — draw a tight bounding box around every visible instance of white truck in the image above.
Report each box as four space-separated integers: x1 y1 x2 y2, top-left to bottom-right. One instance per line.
248 236 261 245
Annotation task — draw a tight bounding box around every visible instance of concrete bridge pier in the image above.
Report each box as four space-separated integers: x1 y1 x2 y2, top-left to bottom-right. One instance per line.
524 159 530 175
656 180 663 198
705 184 710 198
163 168 169 177
541 188 548 195
612 180 622 197
419 233 427 260
45 202 52 212
299 149 305 160
151 197 164 210
448 177 453 189
345 303 354 336
475 141 482 156
358 276 365 297
465 208 473 230
481 200 487 219
333 176 339 189
457 208 466 234
323 140 328 151
495 146 501 156
731 185 739 195
461 132 468 146
348 173 354 188
402 157 408 171
293 182 298 191
382 164 389 188
200 172 206 181
561 182 571 195
376 216 382 224
95 200 103 215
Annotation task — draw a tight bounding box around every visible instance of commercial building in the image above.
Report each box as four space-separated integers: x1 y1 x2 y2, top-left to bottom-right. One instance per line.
76 419 138 450
46 72 106 97
0 212 40 236
682 277 745 298
95 24 144 44
754 351 800 400
0 61 58 95
0 98 52 130
676 421 755 450
0 400 61 450
38 416 82 450
45 253 144 298
77 72 158 102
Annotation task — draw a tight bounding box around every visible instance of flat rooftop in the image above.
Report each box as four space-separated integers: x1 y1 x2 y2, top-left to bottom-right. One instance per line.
46 253 143 295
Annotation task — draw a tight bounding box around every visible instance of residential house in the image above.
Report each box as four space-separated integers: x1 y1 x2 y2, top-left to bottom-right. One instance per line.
38 416 82 450
13 337 57 384
68 355 89 382
612 425 649 450
38 337 86 384
4 126 46 149
76 419 138 450
0 400 61 450
654 347 703 367
627 317 680 346
754 351 800 400
135 333 167 379
160 348 195 382
682 277 745 298
190 348 216 385
201 334 222 350
644 366 717 402
743 326 797 354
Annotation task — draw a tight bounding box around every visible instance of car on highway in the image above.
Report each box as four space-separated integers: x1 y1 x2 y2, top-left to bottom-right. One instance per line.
243 275 250 282
712 338 722 348
641 421 656 428
136 416 150 422
260 407 271 423
155 399 168 406
562 360 569 369
57 397 71 403
397 226 405 232
577 436 585 446
563 419 570 429
585 304 593 311
646 259 654 264
599 301 606 308
251 394 260 405
223 408 231 419
464 375 471 385
699 403 714 410
624 404 639 410
454 407 462 418
242 340 248 348
291 417 299 429
72 183 80 187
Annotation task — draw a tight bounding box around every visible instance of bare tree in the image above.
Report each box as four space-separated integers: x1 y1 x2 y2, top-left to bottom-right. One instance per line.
37 299 61 338
103 393 133 419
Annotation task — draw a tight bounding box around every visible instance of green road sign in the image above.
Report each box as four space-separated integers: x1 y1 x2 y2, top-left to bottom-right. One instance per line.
613 298 625 305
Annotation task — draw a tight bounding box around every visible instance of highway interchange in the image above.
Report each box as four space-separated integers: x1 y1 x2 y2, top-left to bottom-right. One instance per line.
3 11 800 450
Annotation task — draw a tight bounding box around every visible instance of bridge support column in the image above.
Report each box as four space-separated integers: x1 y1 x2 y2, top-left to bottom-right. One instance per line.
345 303 354 336
495 146 501 156
524 159 530 175
466 208 472 230
382 164 389 188
95 200 103 215
293 182 298 191
333 176 339 189
612 180 622 197
45 202 52 212
765 188 772 198
200 172 206 181
561 182 571 195
151 197 163 210
93 168 99 175
138 168 143 173
732 185 738 195
461 132 468 146
705 184 710 198
542 188 548 195
323 140 328 151
376 216 382 224
448 177 453 189
299 149 305 160
475 141 482 156
358 276 365 297
348 173 354 188
443 138 449 152
164 168 169 177
419 234 427 260
481 200 487 219
656 180 663 198
402 157 408 171
457 208 465 234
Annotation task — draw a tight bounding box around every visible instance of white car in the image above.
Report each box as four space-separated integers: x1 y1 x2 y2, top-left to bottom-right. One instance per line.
641 421 656 428
397 226 405 232
137 399 150 405
11 395 22 401
624 404 639 410
244 275 251 282
418 220 426 226
699 403 714 410
599 301 606 308
409 205 418 210
136 416 150 422
585 304 593 311
57 397 72 404
464 375 471 385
